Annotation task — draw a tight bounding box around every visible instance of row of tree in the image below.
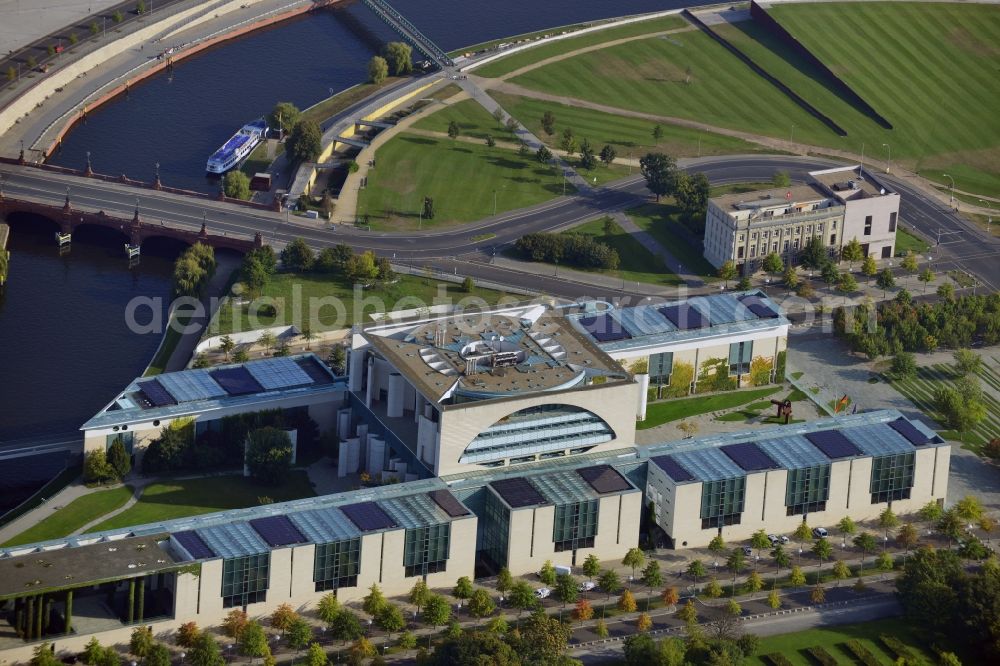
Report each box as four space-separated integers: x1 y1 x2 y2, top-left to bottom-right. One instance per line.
639 152 710 221
82 438 131 484
514 232 620 270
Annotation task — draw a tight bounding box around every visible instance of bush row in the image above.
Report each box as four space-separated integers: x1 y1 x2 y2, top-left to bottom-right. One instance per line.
763 653 793 666
514 233 620 270
806 646 838 666
845 639 881 666
880 634 917 662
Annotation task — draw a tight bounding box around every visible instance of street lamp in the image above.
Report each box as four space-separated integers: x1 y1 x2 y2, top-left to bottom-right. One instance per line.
977 198 993 234
943 173 955 206
881 143 891 173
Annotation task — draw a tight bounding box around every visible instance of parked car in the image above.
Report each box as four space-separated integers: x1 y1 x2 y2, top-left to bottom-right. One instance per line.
812 527 829 538
767 534 790 546
578 581 596 592
554 565 572 577
535 587 551 599
741 545 753 556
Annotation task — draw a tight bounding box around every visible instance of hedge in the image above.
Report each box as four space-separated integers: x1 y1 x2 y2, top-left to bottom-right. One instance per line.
880 634 918 662
763 654 794 666
806 646 838 666
845 639 881 666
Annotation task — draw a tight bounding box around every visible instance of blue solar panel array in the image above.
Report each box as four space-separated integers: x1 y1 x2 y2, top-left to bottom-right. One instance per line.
138 379 177 407
341 502 398 532
651 455 695 482
578 314 631 342
659 303 709 330
722 442 779 471
173 530 215 559
210 367 263 395
490 477 547 508
428 489 471 517
805 430 862 459
250 515 307 547
888 417 932 446
739 294 779 319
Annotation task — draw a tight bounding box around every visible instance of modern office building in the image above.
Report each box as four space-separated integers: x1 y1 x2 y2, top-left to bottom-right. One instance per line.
643 411 949 548
566 293 789 407
80 354 346 459
703 165 900 273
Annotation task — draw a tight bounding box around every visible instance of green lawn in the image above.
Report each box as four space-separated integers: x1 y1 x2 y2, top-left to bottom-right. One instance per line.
748 617 937 666
766 2 1000 197
491 92 773 161
473 15 689 78
709 181 774 197
449 23 591 57
626 203 718 279
2 486 134 547
638 386 783 430
413 99 511 141
86 472 315 533
209 271 517 335
894 228 930 257
560 217 681 286
240 141 283 177
358 132 573 230
509 29 832 143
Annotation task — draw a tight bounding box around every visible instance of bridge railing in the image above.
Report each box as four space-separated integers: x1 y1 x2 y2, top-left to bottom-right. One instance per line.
361 0 452 66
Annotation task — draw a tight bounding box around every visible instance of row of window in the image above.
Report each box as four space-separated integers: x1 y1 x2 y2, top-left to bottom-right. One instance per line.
552 500 599 553
740 220 834 243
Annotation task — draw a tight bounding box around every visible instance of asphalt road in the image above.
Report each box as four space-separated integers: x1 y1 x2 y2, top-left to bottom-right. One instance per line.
1 154 997 300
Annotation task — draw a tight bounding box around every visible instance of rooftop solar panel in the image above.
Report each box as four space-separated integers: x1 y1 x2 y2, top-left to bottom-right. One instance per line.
659 303 709 330
576 465 632 493
210 366 264 395
340 501 398 532
651 455 695 482
722 442 780 471
490 477 547 508
578 314 631 342
138 379 177 407
250 515 307 547
246 357 313 390
805 430 861 459
428 489 470 517
157 369 227 403
173 530 215 559
888 417 932 446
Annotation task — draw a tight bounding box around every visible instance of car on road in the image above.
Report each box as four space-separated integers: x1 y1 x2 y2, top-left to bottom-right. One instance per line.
578 581 596 592
767 534 789 545
535 587 551 599
741 546 754 556
812 527 829 538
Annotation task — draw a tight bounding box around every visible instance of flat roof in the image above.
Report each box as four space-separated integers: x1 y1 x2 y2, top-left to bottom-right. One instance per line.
569 292 788 354
82 353 344 430
711 183 828 212
362 304 628 405
644 410 946 484
488 463 636 510
809 165 894 201
0 534 179 599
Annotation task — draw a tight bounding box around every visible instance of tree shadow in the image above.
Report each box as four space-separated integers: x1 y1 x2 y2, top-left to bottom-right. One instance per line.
399 135 436 146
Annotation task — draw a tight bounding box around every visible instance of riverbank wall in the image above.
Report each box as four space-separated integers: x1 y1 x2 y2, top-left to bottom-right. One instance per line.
0 222 9 286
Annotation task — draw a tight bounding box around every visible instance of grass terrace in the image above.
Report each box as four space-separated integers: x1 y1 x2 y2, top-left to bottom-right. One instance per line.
357 133 574 230
638 386 783 430
2 486 134 547
627 203 718 279
894 228 931 256
449 23 591 58
413 98 512 141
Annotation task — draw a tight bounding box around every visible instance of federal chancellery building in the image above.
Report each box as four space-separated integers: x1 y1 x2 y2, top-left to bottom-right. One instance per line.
0 295 949 661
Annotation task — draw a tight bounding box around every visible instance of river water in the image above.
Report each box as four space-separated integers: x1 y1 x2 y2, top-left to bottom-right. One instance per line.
2 0 701 482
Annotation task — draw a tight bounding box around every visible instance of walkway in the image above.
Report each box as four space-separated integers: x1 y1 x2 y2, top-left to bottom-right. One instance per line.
0 479 92 544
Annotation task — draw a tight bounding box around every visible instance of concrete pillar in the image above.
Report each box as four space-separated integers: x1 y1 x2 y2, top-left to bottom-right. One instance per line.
128 579 135 624
337 408 352 441
635 374 650 422
65 589 73 635
349 348 365 392
367 436 385 475
365 357 375 408
387 373 404 418
417 415 437 467
414 393 425 423
137 576 145 622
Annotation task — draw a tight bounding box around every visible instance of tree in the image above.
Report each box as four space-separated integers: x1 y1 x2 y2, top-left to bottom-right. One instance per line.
810 584 826 604
407 580 429 614
830 559 851 586
812 538 833 568
954 349 982 377
937 282 955 301
304 643 327 666
268 102 301 136
223 170 251 200
842 238 864 268
270 603 298 631
113 10 124 23
891 352 917 379
875 551 894 577
876 267 896 296
467 588 495 621
727 548 745 590
422 196 435 221
245 427 292 485
762 252 783 275
514 610 573 665
598 569 621 602
918 267 934 293
485 134 496 148
661 586 679 609
623 547 646 580
599 144 617 167
315 593 340 626
177 621 200 648
853 532 878 567
879 506 900 541
651 124 664 146
717 260 738 288
639 152 678 202
488 106 504 128
496 567 513 595
641 560 663 608
146 643 172 666
617 589 637 612
287 119 322 164
750 530 771 564
772 170 791 187
783 265 800 290
223 609 249 640
838 271 858 300
367 55 388 85
453 576 473 601
579 138 597 170
422 593 452 632
559 127 578 155
507 582 536 617
239 622 269 662
362 584 387 617
505 116 519 133
896 523 918 555
789 566 806 587
539 559 557 586
727 599 742 617
376 604 404 641
398 630 417 652
485 615 508 635
581 554 601 582
708 534 726 555
447 120 460 140
674 171 710 219
956 495 984 522
107 437 131 479
677 599 697 624
636 612 653 632
328 610 362 644
745 571 764 596
90 20 100 36
346 250 379 283
555 573 578 609
286 617 313 652
705 578 723 598
541 111 556 135
573 598 594 623
350 636 376 661
535 145 552 163
130 626 154 659
382 42 412 75
901 250 919 276
767 589 782 609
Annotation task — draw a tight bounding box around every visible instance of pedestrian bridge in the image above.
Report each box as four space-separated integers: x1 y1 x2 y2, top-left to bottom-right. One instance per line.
361 0 453 68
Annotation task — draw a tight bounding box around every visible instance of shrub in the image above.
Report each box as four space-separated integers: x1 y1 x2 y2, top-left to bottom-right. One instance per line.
880 634 917 662
845 640 881 666
514 232 619 270
806 646 838 666
763 654 794 666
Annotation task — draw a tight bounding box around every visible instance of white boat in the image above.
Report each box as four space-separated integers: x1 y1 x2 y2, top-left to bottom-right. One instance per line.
206 119 267 174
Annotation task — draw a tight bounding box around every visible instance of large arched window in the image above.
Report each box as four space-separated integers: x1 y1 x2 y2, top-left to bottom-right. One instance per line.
459 405 615 465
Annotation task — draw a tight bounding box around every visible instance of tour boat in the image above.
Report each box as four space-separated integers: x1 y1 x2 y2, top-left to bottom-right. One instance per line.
205 119 267 174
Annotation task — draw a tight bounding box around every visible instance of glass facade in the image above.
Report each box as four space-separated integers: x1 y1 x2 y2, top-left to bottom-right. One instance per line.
728 341 753 375
649 352 673 385
314 538 361 592
105 432 134 453
785 465 831 516
403 523 450 578
552 500 599 552
481 489 511 569
221 554 270 608
461 405 613 465
870 452 915 504
700 477 745 529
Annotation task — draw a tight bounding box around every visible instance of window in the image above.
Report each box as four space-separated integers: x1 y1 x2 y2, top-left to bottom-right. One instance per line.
889 212 897 232
553 500 599 552
795 226 801 234
832 220 837 229
737 246 745 259
750 246 757 258
106 432 134 454
783 240 789 252
649 352 673 385
751 232 758 240
772 242 778 253
314 538 361 592
830 234 837 245
738 234 744 242
700 477 745 529
482 490 511 569
864 215 873 236
222 554 270 608
806 225 812 233
870 452 915 504
793 238 800 250
404 523 450 578
785 465 831 516
729 341 753 375
817 224 824 232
